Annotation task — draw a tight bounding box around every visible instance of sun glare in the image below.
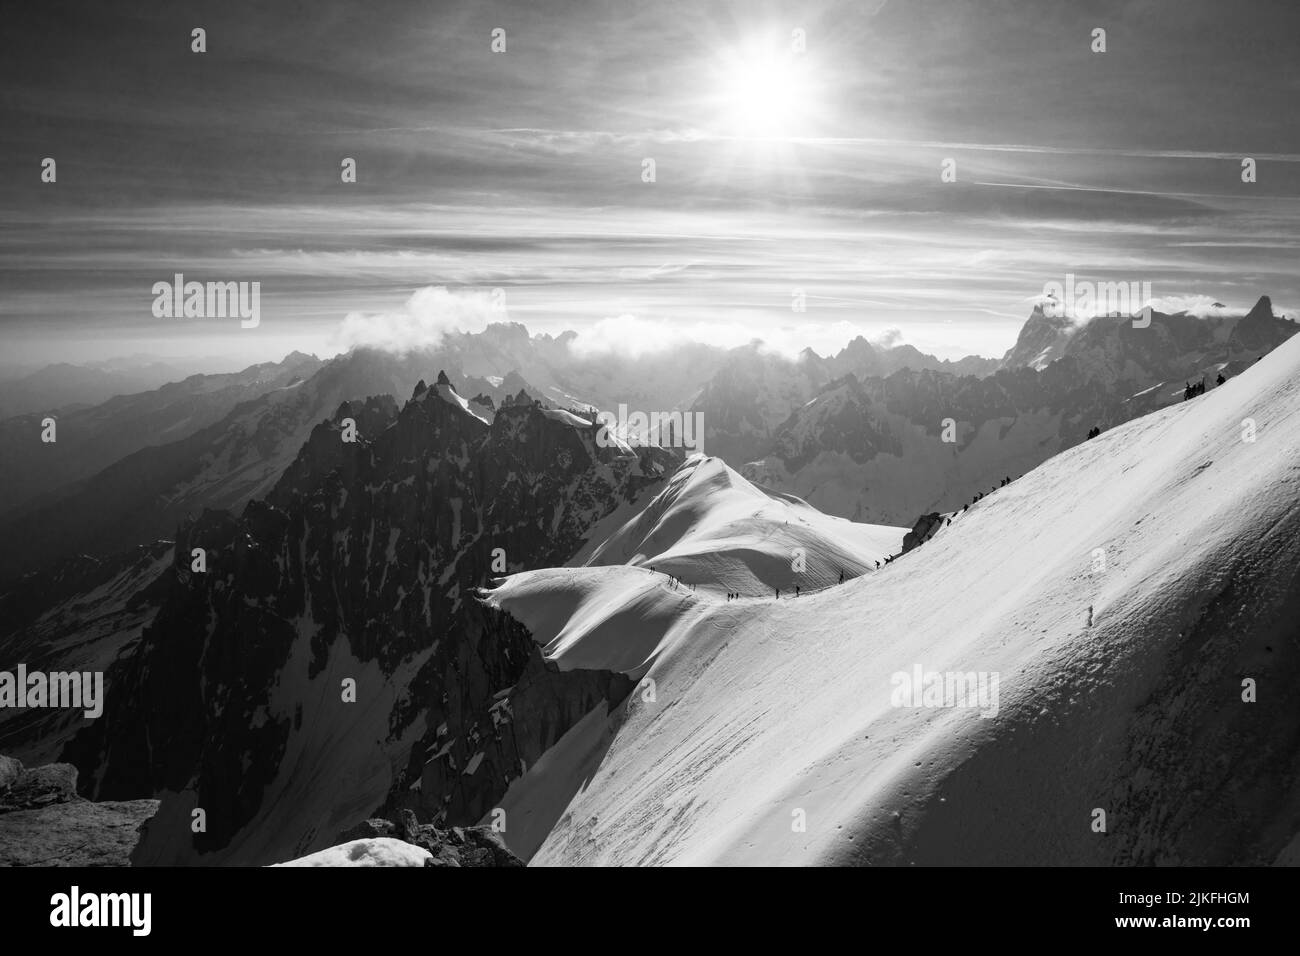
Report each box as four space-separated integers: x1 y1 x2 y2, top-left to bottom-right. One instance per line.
714 40 813 139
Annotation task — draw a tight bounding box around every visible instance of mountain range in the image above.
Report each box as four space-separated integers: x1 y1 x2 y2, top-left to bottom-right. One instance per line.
490 329 1300 864
739 296 1296 522
1 293 1296 866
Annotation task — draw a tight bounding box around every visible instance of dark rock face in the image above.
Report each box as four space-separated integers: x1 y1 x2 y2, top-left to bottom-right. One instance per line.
336 817 398 842
403 610 632 828
0 754 24 793
0 540 171 640
390 809 523 868
266 394 398 507
902 513 945 553
62 375 673 865
0 755 158 866
0 540 173 765
500 388 534 408
0 761 79 811
1228 295 1291 353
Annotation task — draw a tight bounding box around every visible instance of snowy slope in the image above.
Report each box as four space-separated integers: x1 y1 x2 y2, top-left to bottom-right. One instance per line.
272 838 431 867
582 453 904 593
490 331 1300 865
487 455 905 672
432 379 493 425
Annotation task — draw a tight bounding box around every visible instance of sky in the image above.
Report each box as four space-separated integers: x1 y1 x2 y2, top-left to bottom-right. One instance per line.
2 0 1299 368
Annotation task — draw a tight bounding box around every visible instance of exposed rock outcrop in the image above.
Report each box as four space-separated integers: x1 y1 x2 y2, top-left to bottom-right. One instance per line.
0 756 157 866
0 754 24 794
334 809 524 867
901 512 945 553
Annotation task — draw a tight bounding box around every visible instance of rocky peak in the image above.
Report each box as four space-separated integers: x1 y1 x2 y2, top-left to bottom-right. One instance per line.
1245 295 1273 321
268 394 399 507
1229 294 1295 353
333 809 523 867
63 369 676 864
1001 305 1075 370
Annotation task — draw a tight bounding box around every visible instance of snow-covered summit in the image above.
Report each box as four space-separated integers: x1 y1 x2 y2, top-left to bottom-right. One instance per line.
584 453 903 592
413 369 494 425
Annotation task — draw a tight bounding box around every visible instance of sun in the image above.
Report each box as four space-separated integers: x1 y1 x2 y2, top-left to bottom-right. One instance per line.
713 40 812 139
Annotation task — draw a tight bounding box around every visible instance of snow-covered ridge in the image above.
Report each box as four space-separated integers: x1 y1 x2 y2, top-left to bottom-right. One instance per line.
490 331 1300 865
540 407 594 428
483 454 906 674
585 453 902 591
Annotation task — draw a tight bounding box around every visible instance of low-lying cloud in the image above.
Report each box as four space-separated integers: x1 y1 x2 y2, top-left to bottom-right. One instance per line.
333 286 502 353
329 286 914 362
1027 289 1262 324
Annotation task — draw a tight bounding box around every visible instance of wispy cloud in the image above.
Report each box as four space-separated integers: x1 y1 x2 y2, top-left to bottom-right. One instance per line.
3 0 1299 366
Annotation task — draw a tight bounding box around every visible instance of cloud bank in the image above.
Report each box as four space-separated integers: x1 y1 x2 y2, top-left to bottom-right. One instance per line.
333 286 503 353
